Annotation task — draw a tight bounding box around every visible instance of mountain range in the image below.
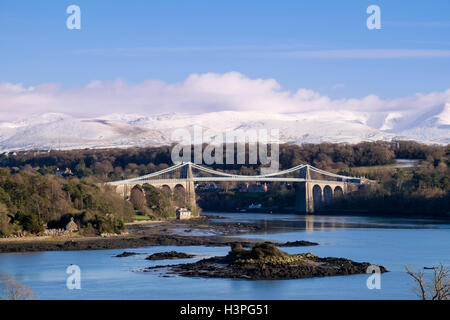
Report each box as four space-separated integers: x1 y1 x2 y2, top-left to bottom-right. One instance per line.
0 106 449 152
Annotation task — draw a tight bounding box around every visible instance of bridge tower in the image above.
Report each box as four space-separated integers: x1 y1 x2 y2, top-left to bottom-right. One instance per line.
180 162 197 209
295 165 330 214
294 165 352 214
294 165 314 213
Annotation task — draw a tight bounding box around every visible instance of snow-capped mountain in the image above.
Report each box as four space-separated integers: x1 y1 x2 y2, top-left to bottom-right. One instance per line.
374 103 450 144
0 108 448 152
0 114 168 151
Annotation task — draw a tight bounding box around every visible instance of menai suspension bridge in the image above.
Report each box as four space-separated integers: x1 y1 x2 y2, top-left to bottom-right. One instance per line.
106 162 363 213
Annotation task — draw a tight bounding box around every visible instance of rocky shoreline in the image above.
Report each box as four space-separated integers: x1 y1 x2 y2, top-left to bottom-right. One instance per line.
0 214 389 282
0 234 318 253
0 216 318 253
146 242 388 280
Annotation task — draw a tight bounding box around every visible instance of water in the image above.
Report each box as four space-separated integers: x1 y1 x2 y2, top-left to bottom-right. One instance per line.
0 213 449 300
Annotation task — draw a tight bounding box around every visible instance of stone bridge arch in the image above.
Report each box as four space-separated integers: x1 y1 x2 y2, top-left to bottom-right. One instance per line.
173 184 187 207
312 184 323 210
334 186 344 198
174 184 186 191
160 184 172 194
323 185 333 204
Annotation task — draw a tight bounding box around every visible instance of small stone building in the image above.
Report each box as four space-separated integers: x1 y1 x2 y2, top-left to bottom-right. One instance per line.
65 217 79 232
176 208 192 220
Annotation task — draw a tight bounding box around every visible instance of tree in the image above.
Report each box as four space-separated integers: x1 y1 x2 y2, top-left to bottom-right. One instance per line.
0 203 11 236
14 212 44 234
0 277 36 300
173 186 187 208
142 184 175 218
93 160 113 177
393 169 408 190
406 264 450 300
74 159 91 178
130 185 146 211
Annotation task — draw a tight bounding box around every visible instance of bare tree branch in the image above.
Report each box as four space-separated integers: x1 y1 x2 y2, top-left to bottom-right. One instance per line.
0 277 36 300
406 264 450 300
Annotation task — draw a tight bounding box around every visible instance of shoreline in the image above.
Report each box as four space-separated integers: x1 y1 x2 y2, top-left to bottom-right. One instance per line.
2 210 448 253
0 215 316 253
202 209 450 221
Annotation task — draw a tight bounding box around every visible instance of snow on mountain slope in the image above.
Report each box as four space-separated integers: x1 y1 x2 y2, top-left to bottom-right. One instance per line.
393 103 450 144
0 116 168 151
433 103 450 126
0 109 448 152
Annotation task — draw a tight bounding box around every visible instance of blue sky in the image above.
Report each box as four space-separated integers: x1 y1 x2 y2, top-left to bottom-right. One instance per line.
0 0 449 118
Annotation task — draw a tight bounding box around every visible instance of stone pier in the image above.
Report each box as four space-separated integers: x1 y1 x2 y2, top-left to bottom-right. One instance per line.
294 166 351 214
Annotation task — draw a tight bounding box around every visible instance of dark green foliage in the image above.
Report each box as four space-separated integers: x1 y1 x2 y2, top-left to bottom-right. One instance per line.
0 203 13 236
227 242 288 261
89 214 125 234
251 242 288 259
47 213 77 229
13 212 44 234
39 211 125 235
73 159 92 178
0 168 134 236
330 161 450 216
130 185 146 211
37 166 54 176
142 184 176 218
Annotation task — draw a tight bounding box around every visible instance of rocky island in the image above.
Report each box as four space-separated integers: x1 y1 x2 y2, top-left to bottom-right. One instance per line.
146 242 388 280
146 251 196 260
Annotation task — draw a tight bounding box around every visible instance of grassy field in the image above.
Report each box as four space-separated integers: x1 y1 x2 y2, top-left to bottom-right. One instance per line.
348 159 419 176
134 215 151 221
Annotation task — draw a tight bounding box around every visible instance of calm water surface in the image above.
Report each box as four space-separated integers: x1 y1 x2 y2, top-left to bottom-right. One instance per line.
1 213 449 300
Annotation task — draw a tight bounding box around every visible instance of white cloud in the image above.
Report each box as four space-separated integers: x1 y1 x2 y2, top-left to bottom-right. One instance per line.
0 72 449 133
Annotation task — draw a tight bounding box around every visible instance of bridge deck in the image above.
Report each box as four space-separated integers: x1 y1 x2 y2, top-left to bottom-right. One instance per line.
107 177 355 185
105 162 362 186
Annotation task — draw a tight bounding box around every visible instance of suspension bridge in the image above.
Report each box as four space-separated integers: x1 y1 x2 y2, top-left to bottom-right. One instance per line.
105 162 363 213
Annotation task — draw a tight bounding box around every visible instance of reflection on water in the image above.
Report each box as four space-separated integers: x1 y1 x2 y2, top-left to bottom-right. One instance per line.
205 212 445 234
306 215 316 231
0 212 449 300
171 228 217 236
